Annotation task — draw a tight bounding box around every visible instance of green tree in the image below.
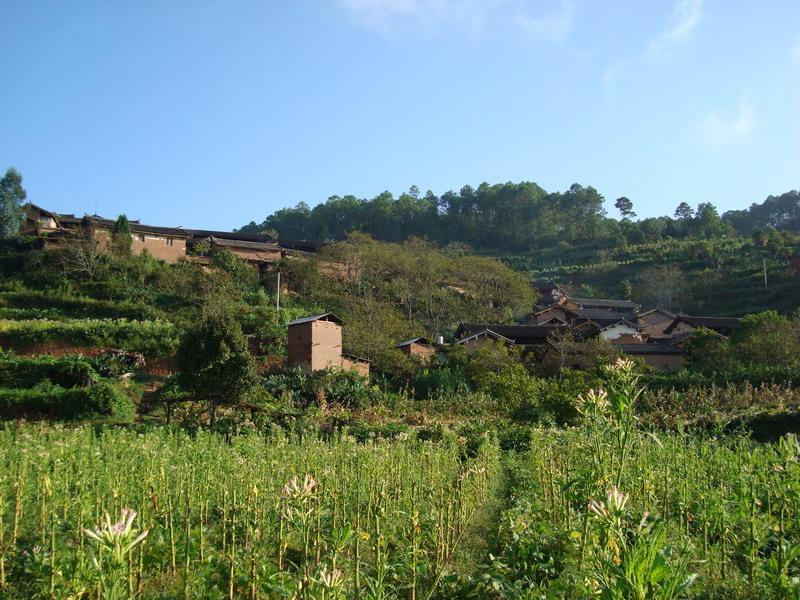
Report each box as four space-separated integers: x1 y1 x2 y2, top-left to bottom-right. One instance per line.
729 311 800 367
615 196 636 221
211 248 259 291
693 202 725 237
110 214 132 255
0 167 27 238
685 328 731 373
674 202 694 221
176 303 259 426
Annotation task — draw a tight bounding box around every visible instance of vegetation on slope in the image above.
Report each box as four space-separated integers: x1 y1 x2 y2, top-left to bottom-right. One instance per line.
240 180 799 253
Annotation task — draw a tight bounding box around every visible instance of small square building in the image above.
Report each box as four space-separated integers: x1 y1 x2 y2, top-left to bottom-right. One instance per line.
395 337 436 362
286 313 369 377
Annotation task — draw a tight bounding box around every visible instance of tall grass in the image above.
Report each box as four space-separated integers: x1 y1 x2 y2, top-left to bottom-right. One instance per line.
0 425 501 598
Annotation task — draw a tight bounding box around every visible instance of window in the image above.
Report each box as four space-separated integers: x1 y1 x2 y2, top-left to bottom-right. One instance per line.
138 234 145 242
166 238 173 246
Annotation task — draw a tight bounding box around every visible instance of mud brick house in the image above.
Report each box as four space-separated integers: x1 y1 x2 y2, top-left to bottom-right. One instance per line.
560 296 640 317
22 206 190 263
617 343 685 371
453 328 515 351
534 279 566 309
395 337 437 362
188 232 283 274
84 217 190 263
636 308 677 338
529 304 576 325
21 204 67 236
286 313 369 377
21 204 323 268
596 320 644 343
455 323 562 350
663 314 741 337
341 353 371 377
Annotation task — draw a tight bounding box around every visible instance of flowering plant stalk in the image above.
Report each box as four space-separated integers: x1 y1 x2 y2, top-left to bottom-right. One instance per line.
83 508 148 600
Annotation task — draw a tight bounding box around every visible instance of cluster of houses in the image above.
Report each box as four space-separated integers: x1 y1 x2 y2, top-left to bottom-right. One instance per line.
287 298 739 376
21 204 318 274
23 204 742 375
446 282 741 371
285 289 741 377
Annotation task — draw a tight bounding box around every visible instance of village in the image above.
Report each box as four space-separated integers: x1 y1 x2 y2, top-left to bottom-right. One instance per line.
22 202 741 375
4 3 800 594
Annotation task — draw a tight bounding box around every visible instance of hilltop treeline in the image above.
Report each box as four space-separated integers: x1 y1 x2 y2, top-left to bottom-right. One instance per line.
240 182 799 252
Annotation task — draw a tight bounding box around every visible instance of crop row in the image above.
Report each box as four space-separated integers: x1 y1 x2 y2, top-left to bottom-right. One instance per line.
0 426 501 598
0 318 179 357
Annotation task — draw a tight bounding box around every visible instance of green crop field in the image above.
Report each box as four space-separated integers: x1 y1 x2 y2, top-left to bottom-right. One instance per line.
2 362 800 599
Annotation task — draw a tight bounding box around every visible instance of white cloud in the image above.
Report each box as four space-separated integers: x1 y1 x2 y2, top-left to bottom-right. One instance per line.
515 0 574 42
338 0 574 40
600 0 703 99
700 99 756 146
645 0 704 63
601 61 625 99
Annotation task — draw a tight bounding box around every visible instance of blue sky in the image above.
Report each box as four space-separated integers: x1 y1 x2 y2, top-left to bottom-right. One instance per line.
1 0 798 230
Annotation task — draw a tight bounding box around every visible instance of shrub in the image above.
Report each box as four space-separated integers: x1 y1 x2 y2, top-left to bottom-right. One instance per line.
263 368 373 410
474 363 543 416
86 381 136 421
0 317 179 356
0 351 100 388
0 381 135 421
730 310 800 368
0 290 164 320
412 366 469 399
536 369 605 425
346 421 411 443
177 305 259 426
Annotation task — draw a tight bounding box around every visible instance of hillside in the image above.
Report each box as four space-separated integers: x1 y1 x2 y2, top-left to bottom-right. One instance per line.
3 207 800 599
500 236 800 316
241 181 800 316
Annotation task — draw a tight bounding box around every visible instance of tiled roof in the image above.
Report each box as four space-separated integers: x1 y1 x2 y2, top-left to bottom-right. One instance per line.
395 337 432 348
286 313 344 326
617 343 684 355
456 323 561 345
664 314 741 334
208 237 281 251
566 297 639 310
84 216 190 238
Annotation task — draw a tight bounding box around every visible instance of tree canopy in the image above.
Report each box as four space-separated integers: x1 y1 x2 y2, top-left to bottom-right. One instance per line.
240 179 799 252
0 167 27 239
281 233 534 367
176 303 259 426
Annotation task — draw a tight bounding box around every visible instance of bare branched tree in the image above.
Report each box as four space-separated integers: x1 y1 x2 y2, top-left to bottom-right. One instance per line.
57 223 107 281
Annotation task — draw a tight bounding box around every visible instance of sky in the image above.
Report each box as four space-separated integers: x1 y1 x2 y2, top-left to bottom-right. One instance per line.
1 0 798 230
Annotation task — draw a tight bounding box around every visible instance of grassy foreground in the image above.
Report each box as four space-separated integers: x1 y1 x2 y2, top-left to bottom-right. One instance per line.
1 364 800 598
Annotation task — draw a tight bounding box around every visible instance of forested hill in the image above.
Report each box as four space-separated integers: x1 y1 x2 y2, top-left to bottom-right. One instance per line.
239 182 799 252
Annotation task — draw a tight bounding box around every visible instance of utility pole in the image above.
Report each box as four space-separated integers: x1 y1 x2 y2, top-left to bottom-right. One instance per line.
276 271 281 310
763 258 768 290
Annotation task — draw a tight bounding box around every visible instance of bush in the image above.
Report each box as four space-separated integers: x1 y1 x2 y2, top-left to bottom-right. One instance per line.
474 363 543 416
0 318 179 356
0 352 100 388
0 381 135 421
87 382 136 421
645 366 800 390
536 369 605 425
263 368 373 410
0 290 164 320
412 366 469 399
